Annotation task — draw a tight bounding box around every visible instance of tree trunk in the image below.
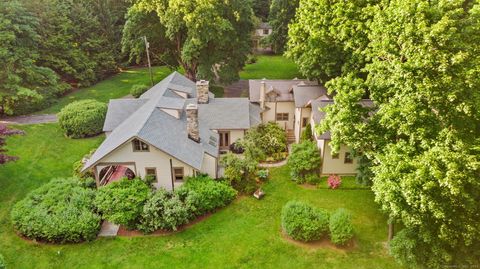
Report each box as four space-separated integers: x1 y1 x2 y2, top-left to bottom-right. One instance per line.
388 222 394 241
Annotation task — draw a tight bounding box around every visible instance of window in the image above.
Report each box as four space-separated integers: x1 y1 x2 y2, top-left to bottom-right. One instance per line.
219 131 230 149
302 117 309 127
332 152 339 159
173 167 184 182
344 152 353 164
145 168 157 181
133 139 149 152
263 29 269 35
276 113 289 121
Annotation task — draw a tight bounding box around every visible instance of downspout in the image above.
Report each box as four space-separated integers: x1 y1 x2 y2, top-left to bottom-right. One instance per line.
169 159 174 191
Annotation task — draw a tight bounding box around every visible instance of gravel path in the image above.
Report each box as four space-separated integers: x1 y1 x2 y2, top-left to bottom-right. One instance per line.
0 114 58 125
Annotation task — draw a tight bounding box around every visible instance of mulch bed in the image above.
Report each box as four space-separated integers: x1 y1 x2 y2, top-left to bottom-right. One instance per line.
117 213 213 237
280 230 356 251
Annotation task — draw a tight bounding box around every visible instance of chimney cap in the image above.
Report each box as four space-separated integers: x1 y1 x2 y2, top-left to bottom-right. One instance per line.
186 103 198 110
196 80 209 85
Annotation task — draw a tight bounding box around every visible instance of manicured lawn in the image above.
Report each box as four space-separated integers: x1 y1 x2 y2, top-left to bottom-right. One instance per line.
37 66 173 114
0 124 402 268
240 55 302 79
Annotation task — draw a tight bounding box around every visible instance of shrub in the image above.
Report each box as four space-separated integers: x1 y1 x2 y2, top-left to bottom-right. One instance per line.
0 253 5 269
177 175 237 216
220 152 258 194
58 99 107 138
281 201 329 242
327 174 342 189
95 178 150 229
246 54 257 64
138 189 190 233
229 140 244 154
72 148 96 179
305 174 321 185
288 140 322 183
11 178 101 243
239 122 287 161
329 208 354 245
389 229 421 268
130 84 149 98
356 155 374 186
257 169 269 181
300 123 313 141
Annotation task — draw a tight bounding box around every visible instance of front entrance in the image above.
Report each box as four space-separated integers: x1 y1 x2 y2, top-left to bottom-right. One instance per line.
218 131 230 150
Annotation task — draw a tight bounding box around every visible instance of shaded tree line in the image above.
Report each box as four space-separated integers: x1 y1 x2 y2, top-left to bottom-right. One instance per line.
288 0 480 268
0 0 130 115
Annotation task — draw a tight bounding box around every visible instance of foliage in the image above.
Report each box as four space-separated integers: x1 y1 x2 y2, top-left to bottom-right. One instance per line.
355 155 373 186
257 169 269 181
11 178 100 243
287 140 321 183
124 0 253 83
246 54 257 64
281 201 329 242
239 122 287 161
176 175 237 217
130 84 149 98
0 124 24 164
329 208 354 245
327 174 341 189
0 253 5 269
58 99 107 138
72 148 96 179
389 229 421 269
300 123 313 142
268 0 299 53
138 189 190 233
220 152 258 194
304 174 320 185
308 0 480 267
94 178 151 229
251 0 270 21
229 140 244 154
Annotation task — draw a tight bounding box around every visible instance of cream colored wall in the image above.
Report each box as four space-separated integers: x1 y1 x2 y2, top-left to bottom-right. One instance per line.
262 101 295 130
160 108 180 119
229 130 245 144
172 90 188 98
95 138 201 190
294 107 312 142
202 153 217 178
320 140 358 175
255 28 271 36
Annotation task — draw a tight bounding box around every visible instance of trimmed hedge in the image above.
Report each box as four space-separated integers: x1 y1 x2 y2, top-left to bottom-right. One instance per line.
130 84 149 98
11 178 101 243
58 99 107 138
281 201 329 242
288 140 322 183
94 178 150 229
329 208 354 245
138 189 190 233
177 175 237 217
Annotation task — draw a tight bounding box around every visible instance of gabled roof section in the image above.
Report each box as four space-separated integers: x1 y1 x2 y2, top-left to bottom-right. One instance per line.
197 98 254 130
293 84 329 108
249 79 315 102
103 99 148 132
156 96 185 110
140 71 195 99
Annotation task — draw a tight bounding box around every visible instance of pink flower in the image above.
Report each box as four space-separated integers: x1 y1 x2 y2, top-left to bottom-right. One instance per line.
327 174 342 189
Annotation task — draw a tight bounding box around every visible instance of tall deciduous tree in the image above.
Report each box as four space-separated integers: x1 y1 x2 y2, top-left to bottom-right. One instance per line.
125 0 254 83
251 0 271 21
268 0 299 53
292 0 480 267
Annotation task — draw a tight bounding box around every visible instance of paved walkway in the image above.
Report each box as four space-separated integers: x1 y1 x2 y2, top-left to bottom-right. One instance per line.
98 221 120 237
0 114 58 125
224 80 249 97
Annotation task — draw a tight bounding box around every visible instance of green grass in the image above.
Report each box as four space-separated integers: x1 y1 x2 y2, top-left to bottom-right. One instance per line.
240 55 302 79
0 124 402 269
317 176 371 190
37 66 172 114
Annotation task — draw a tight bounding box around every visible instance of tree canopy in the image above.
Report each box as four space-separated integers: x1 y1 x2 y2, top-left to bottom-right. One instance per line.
268 0 299 53
123 0 254 83
289 0 480 267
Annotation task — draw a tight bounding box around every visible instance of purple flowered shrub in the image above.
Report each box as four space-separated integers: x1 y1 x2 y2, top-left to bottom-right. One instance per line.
327 174 342 189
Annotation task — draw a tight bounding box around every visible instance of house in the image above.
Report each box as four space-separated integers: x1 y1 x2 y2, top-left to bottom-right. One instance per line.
82 72 261 190
249 79 372 176
252 22 272 53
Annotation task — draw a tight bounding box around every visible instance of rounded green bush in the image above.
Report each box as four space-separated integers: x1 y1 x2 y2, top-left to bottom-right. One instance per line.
329 208 354 245
94 178 150 229
0 253 5 269
11 178 101 243
130 84 149 98
281 201 329 242
58 99 107 138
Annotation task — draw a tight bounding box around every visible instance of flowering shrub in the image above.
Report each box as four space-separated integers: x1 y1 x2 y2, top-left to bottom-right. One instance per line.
327 174 342 189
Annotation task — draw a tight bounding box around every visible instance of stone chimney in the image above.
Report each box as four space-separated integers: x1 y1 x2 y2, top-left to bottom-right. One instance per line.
186 103 200 143
196 80 209 104
260 79 266 109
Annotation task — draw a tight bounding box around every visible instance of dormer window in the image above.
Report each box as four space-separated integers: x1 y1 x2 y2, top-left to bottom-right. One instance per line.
133 139 149 152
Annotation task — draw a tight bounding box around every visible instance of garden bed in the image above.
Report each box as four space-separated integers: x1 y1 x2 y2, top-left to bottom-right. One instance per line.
280 230 356 251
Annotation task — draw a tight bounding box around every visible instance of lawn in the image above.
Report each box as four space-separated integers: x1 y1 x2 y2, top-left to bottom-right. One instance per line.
0 124 402 269
37 66 173 114
240 55 302 79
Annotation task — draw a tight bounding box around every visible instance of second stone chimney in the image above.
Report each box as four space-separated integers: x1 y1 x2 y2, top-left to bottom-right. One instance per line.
186 103 200 143
196 80 209 104
260 79 266 109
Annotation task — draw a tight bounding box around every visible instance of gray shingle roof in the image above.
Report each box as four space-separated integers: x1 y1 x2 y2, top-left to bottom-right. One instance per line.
249 79 315 102
103 99 148 132
292 84 329 108
84 72 260 172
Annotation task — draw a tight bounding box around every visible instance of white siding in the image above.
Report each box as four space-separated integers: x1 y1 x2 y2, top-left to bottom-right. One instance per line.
262 101 295 130
321 141 358 175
